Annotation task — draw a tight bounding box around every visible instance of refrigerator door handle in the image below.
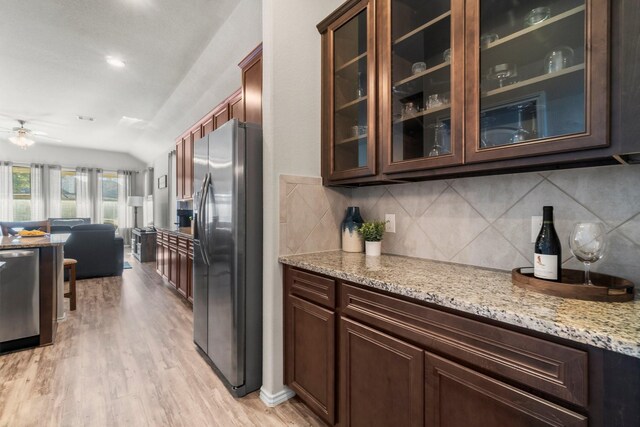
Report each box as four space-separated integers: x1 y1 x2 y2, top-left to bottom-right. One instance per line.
198 173 211 266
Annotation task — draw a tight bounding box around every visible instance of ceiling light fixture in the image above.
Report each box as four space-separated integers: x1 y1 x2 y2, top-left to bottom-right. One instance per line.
106 56 126 68
77 115 95 121
9 128 35 150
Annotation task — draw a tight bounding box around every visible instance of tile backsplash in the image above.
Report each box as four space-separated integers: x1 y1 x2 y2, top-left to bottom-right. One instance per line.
281 164 640 285
279 175 351 255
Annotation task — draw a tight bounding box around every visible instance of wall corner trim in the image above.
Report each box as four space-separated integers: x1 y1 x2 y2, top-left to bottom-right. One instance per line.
259 386 296 407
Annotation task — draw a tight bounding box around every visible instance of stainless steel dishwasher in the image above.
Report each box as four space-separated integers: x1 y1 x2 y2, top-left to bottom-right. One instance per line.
0 249 40 343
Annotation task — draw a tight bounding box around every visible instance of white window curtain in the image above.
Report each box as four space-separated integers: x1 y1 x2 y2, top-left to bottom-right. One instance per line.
90 169 103 224
45 165 61 219
117 170 134 244
30 164 45 220
0 161 13 221
75 167 91 218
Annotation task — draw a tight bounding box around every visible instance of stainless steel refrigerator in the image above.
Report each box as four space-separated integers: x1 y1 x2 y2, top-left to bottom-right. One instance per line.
192 119 262 397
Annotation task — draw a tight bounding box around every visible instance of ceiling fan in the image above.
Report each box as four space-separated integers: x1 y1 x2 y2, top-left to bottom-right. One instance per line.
1 120 61 150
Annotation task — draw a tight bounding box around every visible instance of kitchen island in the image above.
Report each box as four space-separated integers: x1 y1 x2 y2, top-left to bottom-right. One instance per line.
280 251 640 426
0 234 68 352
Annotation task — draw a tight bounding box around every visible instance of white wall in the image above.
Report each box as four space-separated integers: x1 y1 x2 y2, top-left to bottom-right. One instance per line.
261 0 343 403
135 0 263 162
0 140 145 171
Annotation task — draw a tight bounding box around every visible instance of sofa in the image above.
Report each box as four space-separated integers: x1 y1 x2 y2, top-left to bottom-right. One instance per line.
48 217 91 227
51 224 124 279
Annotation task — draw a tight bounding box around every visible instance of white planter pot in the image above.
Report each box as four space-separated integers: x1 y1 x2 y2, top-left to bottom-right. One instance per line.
365 241 381 257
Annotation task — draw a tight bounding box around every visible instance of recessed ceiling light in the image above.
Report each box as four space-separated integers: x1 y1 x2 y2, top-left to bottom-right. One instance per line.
106 56 126 68
77 115 95 121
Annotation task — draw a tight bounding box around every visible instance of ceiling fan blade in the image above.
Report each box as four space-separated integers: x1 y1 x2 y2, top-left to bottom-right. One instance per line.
35 134 63 142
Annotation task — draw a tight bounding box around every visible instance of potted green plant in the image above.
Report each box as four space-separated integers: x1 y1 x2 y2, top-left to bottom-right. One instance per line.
358 220 387 257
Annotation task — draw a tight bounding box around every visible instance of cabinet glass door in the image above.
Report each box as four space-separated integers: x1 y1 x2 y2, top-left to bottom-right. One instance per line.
329 1 376 180
381 0 463 173
466 0 608 163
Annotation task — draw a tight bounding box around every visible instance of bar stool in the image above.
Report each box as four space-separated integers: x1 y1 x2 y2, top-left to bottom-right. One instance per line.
64 258 77 311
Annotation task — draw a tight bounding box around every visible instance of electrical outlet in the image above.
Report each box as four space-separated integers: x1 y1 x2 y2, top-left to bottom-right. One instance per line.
385 214 396 233
531 216 543 243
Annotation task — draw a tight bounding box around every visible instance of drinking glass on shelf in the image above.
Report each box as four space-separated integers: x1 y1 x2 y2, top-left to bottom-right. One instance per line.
487 63 517 88
569 222 608 285
426 94 444 110
428 123 449 157
479 113 495 148
480 33 499 48
510 103 531 144
411 62 427 75
402 102 418 118
524 7 551 27
443 48 451 64
544 46 574 74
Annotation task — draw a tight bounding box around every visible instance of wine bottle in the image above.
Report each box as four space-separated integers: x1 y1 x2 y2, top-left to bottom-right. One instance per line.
534 206 562 281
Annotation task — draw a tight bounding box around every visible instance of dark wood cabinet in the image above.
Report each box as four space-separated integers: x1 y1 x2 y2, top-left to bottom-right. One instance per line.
425 352 587 427
168 235 178 288
187 241 194 303
318 0 377 181
284 268 336 425
340 317 424 427
318 0 639 185
177 238 189 298
283 265 635 426
239 44 262 125
229 89 244 121
156 230 193 303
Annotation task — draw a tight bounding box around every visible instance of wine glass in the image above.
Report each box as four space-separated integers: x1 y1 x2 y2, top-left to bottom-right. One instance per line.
510 103 531 143
428 123 449 157
569 222 608 285
487 63 517 88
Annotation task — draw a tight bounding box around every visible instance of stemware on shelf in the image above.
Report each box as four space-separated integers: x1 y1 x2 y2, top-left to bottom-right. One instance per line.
510 103 531 144
487 63 517 88
544 46 575 74
428 122 450 157
568 222 608 285
480 33 499 48
411 62 427 75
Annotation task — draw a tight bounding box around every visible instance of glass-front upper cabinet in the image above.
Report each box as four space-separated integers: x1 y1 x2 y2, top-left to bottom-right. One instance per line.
380 0 464 173
465 0 609 163
320 0 376 182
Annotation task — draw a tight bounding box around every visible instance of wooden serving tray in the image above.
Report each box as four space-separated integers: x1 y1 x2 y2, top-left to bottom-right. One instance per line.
512 267 635 302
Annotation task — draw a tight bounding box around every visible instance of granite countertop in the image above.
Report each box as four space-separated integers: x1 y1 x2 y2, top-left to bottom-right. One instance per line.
279 251 640 359
0 233 69 249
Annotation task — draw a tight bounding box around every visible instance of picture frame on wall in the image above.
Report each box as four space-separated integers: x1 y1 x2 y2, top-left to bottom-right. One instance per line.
158 175 167 189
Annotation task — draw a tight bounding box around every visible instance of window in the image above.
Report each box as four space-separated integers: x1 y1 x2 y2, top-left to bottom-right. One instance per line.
12 166 31 220
102 171 118 226
61 169 77 218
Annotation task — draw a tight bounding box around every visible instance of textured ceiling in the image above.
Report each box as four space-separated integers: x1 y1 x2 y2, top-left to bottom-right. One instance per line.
0 0 240 162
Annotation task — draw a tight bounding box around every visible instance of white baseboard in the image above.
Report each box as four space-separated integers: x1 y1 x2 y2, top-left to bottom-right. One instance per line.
259 386 295 407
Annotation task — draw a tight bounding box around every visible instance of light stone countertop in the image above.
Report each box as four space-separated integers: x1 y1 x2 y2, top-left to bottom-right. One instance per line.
0 233 69 249
279 251 640 359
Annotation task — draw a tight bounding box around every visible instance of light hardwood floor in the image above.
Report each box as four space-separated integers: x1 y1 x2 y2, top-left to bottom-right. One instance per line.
0 258 324 427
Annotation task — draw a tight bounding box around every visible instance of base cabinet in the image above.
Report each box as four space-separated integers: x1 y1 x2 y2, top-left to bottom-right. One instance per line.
156 230 193 304
340 318 424 427
425 353 587 427
282 265 640 426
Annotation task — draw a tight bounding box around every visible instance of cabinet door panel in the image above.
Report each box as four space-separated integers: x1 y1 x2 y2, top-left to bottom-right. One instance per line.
340 317 423 427
176 140 184 199
425 352 587 427
465 0 609 163
214 105 230 130
177 251 188 297
286 296 335 424
380 0 464 173
324 0 377 181
229 90 244 121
